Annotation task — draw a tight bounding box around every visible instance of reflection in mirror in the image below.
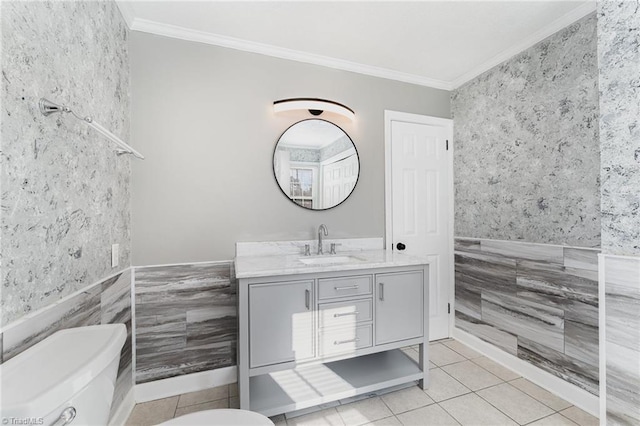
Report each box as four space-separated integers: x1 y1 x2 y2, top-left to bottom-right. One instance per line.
273 119 359 210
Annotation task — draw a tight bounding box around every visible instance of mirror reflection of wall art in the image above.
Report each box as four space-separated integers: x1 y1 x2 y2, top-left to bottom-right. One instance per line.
273 119 360 210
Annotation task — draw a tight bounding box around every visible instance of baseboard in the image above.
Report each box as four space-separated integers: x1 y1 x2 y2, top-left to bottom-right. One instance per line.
135 366 237 403
108 387 135 426
452 328 599 418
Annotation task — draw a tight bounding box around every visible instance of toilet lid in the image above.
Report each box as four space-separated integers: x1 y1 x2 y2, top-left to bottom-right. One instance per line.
158 409 274 426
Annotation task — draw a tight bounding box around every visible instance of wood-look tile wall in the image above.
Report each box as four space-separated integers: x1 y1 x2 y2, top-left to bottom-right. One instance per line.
604 255 640 425
134 262 237 384
454 238 599 395
0 270 133 420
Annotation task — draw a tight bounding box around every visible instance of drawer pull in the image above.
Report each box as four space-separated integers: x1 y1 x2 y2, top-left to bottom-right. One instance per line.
334 285 359 291
333 311 359 318
334 338 360 345
305 289 310 310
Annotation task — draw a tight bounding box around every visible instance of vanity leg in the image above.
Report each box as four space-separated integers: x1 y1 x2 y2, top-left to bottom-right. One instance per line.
238 278 250 409
418 264 430 390
418 341 429 390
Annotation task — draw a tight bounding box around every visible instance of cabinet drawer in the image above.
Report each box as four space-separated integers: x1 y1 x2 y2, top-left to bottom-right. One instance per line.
319 299 372 328
319 324 372 356
318 275 372 300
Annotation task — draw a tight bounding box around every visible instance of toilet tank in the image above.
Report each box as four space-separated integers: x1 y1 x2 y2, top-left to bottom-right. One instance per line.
0 324 126 425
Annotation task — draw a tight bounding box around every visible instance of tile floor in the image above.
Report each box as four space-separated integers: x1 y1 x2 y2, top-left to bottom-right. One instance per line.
125 339 599 426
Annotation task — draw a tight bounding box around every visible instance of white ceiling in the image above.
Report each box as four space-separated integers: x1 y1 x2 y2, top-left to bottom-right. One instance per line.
279 120 346 149
117 1 596 90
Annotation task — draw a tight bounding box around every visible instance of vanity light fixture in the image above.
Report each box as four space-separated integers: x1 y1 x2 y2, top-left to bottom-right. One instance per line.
273 98 355 122
39 98 145 159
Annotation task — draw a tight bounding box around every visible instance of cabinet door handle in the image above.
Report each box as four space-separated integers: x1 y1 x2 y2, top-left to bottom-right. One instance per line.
333 311 359 318
334 338 360 345
305 289 310 310
334 285 359 291
379 282 384 301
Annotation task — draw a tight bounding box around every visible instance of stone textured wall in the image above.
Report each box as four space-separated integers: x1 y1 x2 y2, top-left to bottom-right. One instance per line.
598 2 640 424
134 262 237 383
455 238 600 395
451 13 600 247
0 271 133 421
1 1 131 325
598 1 640 256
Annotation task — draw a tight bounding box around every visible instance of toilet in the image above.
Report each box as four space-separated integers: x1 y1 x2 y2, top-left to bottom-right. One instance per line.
0 324 273 426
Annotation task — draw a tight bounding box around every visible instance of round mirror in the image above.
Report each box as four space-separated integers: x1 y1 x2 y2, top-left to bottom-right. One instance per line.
273 119 360 210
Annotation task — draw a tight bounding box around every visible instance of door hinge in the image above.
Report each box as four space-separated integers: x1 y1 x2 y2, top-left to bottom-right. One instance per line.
448 303 451 314
446 140 449 151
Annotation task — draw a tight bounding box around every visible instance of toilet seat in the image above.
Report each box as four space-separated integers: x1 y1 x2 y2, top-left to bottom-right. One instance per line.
158 409 274 426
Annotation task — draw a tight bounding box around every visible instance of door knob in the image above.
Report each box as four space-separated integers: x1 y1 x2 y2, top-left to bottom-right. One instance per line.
396 242 406 251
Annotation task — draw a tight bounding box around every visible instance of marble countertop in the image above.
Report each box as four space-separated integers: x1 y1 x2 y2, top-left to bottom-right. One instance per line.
234 249 429 279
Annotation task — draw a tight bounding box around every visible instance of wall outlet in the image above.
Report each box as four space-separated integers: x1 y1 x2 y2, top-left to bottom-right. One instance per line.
111 244 119 268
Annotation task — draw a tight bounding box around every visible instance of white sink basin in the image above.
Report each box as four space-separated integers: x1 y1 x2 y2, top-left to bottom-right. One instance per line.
299 255 363 265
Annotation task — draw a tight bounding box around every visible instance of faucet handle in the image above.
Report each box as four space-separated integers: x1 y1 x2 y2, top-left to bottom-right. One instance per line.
330 243 342 255
304 244 311 256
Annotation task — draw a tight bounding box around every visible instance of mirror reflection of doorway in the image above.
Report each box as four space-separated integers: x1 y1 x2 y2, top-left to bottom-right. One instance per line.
273 119 359 210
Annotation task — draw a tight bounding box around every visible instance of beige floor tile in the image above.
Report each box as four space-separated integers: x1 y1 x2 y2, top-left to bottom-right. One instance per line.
397 404 460 425
336 396 393 426
173 398 228 417
509 378 572 411
287 407 345 426
381 386 435 414
430 343 466 366
442 360 503 391
476 383 554 424
229 382 238 397
177 385 228 408
439 393 518 426
443 340 482 359
363 416 403 426
401 347 420 363
126 396 179 426
559 407 599 426
527 413 580 426
424 368 472 402
471 357 520 381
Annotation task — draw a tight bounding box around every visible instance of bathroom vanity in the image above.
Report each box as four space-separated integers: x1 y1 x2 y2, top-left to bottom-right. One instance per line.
235 245 430 417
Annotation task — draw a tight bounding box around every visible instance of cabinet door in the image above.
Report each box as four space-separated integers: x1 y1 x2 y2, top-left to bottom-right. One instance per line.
375 271 424 345
249 280 314 368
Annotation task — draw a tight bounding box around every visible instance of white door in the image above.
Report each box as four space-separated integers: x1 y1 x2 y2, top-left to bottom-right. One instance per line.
387 115 452 341
321 153 358 208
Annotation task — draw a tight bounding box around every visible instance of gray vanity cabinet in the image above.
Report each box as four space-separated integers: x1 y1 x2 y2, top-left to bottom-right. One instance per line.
249 280 315 368
375 271 424 345
237 263 429 417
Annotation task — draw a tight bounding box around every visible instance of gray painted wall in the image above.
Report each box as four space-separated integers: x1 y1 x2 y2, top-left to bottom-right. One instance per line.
598 1 640 256
130 32 451 265
451 14 600 247
1 1 131 326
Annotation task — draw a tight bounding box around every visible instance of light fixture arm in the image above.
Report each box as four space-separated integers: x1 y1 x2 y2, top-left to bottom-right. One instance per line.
38 98 145 159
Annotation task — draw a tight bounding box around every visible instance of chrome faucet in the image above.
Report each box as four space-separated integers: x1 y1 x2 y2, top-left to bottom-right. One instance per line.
317 224 328 255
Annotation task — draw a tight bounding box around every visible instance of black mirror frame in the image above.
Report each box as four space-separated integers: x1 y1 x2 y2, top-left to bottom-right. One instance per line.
272 118 360 211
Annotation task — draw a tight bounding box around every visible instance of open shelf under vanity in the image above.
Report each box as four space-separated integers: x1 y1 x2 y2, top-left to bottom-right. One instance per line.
249 349 423 417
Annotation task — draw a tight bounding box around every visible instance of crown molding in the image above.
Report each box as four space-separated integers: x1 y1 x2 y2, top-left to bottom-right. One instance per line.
117 2 596 93
450 1 597 89
127 18 453 91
